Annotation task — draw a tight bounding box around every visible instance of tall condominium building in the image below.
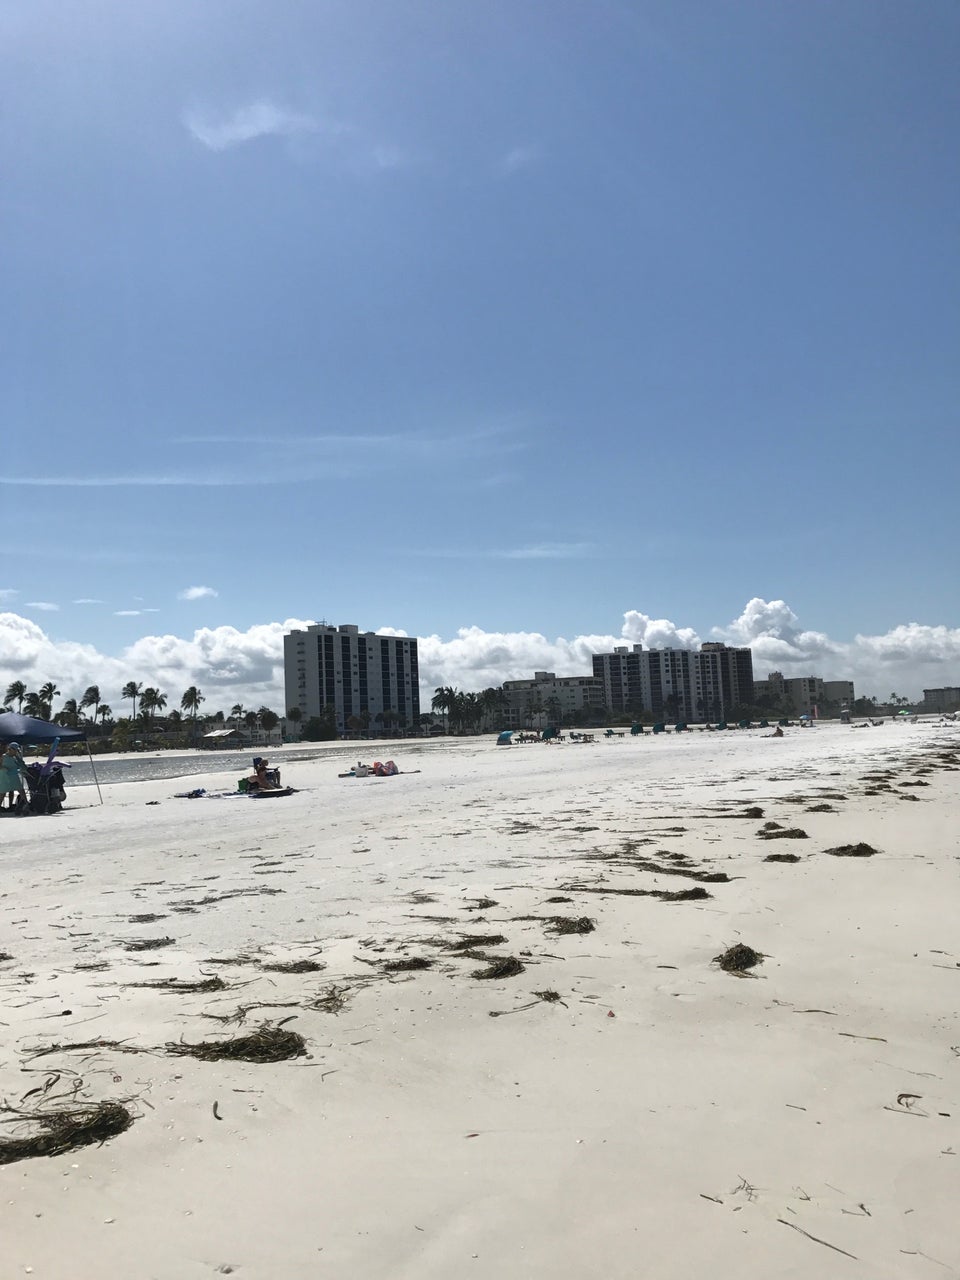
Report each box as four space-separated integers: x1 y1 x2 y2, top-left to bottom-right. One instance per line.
592 642 754 721
284 623 420 731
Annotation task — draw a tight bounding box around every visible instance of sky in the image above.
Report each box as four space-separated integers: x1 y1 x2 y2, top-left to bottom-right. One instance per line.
2 1 958 712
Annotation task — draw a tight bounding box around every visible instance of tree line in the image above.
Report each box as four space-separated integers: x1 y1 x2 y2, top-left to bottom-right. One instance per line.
3 680 284 749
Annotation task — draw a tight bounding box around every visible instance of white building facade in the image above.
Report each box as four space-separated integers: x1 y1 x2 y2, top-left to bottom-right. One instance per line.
500 671 605 727
284 623 420 732
592 643 754 721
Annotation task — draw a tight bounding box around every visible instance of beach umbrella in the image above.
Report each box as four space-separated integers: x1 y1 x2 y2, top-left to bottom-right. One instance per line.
0 712 102 804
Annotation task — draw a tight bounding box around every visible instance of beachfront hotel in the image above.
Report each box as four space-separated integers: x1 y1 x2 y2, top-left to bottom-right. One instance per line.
591 642 754 721
284 623 420 732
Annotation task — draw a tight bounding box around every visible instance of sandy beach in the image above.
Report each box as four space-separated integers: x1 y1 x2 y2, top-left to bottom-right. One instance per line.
3 722 959 1279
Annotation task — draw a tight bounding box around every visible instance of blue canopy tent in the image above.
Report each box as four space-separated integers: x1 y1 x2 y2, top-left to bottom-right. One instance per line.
496 730 513 745
0 712 103 804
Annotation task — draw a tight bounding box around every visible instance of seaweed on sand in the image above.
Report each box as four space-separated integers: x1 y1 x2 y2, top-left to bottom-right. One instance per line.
472 956 525 980
124 937 175 952
763 852 801 863
758 827 808 840
128 976 226 994
0 1101 134 1165
127 913 166 924
307 986 348 1014
660 886 711 902
545 916 595 935
381 956 433 972
167 1021 306 1063
825 843 878 858
446 934 507 951
260 959 326 974
0 951 13 962
713 944 764 974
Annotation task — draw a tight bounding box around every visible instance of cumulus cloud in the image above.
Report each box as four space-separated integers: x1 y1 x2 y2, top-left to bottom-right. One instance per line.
0 601 956 717
712 597 840 668
178 586 218 601
183 100 318 151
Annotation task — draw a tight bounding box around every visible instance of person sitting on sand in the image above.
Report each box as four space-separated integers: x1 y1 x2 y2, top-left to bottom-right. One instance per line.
0 742 27 812
246 757 280 792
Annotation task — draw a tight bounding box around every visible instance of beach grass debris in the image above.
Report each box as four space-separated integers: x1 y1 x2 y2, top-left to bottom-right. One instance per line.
660 886 712 902
758 827 808 840
472 956 525 980
381 956 433 972
825 843 878 858
260 959 326 974
124 937 175 952
128 976 226 994
446 934 507 951
764 852 802 863
805 803 836 813
545 896 573 904
0 1101 134 1165
74 961 110 972
167 1021 306 1063
127 913 167 924
26 1038 147 1060
534 990 562 1002
0 951 13 963
307 986 348 1014
714 943 764 974
545 916 595 935
466 897 498 911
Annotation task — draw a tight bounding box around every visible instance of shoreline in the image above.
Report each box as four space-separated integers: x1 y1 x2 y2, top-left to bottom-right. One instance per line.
3 723 959 1278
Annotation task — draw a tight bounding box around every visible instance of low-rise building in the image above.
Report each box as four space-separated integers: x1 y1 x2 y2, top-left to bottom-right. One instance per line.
500 671 605 728
923 686 960 712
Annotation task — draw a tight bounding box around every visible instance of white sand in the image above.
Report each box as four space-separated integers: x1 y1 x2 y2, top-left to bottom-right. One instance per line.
3 723 959 1279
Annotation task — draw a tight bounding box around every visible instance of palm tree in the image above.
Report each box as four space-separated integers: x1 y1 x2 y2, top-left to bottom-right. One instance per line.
97 704 113 726
23 691 45 718
80 685 101 723
431 686 455 734
5 680 26 712
286 707 302 726
230 703 245 723
181 685 204 718
56 698 80 728
38 682 60 717
259 707 279 733
139 688 166 720
122 681 143 720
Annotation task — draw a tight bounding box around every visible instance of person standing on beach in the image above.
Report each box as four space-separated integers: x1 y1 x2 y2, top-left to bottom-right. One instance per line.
0 743 27 812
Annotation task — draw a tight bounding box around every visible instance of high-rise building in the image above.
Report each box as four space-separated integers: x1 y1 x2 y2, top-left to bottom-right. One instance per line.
592 642 754 721
284 623 420 732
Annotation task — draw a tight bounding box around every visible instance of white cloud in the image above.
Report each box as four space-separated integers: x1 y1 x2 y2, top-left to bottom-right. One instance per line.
0 588 18 601
1 600 956 718
501 543 592 561
178 586 219 602
24 601 59 612
183 100 318 152
114 610 143 617
73 598 104 605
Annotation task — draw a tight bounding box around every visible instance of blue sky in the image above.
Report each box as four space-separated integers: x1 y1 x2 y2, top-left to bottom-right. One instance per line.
2 2 958 708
